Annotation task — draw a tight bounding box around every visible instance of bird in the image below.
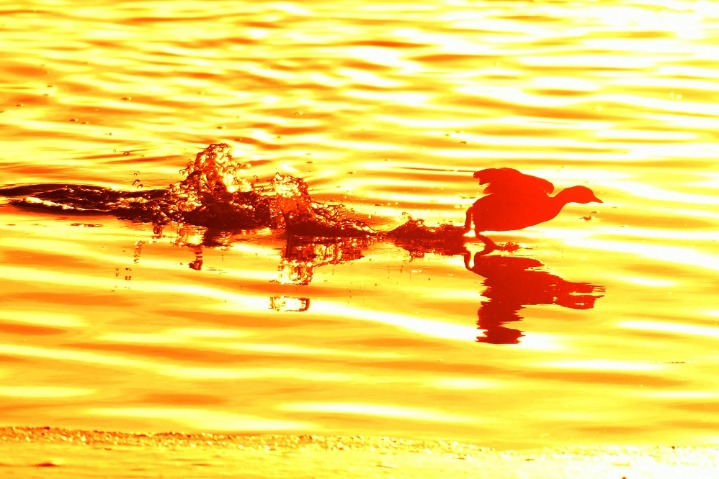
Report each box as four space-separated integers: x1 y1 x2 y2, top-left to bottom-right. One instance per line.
464 168 602 242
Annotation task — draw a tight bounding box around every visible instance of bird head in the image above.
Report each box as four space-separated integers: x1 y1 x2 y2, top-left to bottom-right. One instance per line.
564 185 602 204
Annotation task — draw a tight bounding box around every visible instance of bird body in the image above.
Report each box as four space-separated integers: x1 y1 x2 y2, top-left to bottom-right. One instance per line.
464 168 601 236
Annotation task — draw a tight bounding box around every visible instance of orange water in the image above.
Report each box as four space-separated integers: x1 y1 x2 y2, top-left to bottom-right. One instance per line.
1 0 718 449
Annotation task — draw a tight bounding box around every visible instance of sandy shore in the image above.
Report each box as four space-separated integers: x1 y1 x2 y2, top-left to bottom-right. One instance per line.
1 427 718 478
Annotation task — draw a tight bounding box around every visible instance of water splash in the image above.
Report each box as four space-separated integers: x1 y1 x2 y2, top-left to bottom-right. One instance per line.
155 143 378 237
0 143 380 238
0 143 465 246
268 172 375 237
384 218 468 257
158 143 273 229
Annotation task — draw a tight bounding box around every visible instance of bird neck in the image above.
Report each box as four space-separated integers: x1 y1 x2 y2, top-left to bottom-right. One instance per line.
545 188 578 218
553 188 578 207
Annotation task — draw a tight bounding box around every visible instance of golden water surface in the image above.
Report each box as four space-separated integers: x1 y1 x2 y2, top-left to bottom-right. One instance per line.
1 0 718 449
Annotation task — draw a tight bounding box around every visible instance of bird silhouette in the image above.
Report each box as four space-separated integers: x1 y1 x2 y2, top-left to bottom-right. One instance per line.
464 168 601 248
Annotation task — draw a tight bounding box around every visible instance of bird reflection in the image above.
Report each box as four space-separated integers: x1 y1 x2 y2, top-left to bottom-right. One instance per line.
464 251 604 344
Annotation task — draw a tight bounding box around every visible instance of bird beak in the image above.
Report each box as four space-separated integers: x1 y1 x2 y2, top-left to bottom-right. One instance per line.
593 195 603 204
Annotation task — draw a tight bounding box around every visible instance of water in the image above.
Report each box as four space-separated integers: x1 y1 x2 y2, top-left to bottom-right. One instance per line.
1 0 718 449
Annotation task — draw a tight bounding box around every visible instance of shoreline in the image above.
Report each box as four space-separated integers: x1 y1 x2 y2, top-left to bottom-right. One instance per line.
2 427 718 478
